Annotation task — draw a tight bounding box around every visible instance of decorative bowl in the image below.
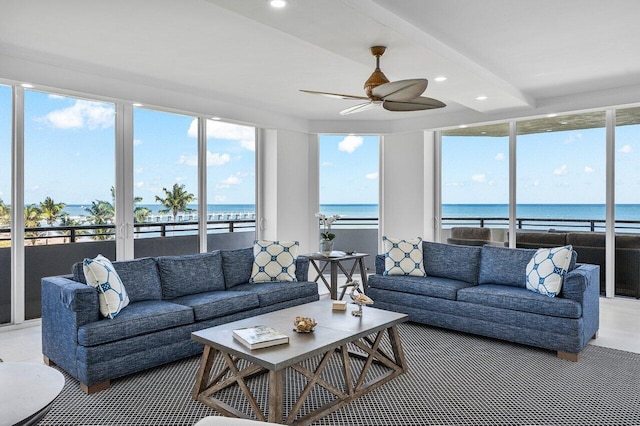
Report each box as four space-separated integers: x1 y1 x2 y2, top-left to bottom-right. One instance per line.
293 316 317 333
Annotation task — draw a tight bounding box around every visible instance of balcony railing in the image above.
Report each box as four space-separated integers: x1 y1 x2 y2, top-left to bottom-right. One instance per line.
443 217 640 233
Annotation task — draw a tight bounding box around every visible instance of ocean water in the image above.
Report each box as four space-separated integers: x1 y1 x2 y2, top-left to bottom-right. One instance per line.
59 203 640 221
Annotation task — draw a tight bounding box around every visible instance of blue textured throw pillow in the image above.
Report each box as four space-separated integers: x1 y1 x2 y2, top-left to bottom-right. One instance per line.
250 240 299 283
526 245 573 297
382 236 426 276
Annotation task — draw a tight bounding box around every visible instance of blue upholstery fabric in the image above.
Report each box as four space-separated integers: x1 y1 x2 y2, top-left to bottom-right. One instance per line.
73 258 161 303
232 281 318 306
170 291 259 321
457 284 582 318
78 300 194 346
478 245 537 287
157 251 225 298
368 274 473 301
221 247 254 288
423 241 482 284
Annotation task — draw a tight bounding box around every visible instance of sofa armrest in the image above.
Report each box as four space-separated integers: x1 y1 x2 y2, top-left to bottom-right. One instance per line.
41 276 101 369
561 263 600 342
296 256 310 282
375 254 385 275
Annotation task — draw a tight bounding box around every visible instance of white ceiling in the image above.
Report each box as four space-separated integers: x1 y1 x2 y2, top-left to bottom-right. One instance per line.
1 0 640 130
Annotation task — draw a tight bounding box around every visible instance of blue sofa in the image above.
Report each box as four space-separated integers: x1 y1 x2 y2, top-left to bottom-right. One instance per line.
367 242 600 361
41 248 319 393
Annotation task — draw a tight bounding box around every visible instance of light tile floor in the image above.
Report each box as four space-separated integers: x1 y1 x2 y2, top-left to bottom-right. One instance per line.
1 284 638 364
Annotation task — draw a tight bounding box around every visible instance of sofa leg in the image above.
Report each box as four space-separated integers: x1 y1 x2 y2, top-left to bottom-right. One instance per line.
81 380 110 394
557 351 579 362
43 355 55 366
592 331 598 340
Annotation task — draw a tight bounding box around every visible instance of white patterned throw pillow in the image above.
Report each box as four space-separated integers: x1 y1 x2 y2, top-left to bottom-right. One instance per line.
383 236 426 277
250 240 299 283
83 254 130 318
525 245 573 297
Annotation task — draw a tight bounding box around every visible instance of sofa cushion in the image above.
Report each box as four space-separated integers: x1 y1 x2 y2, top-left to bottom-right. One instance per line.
83 255 130 319
170 291 260 321
423 241 482 284
250 240 299 283
77 300 194 346
457 284 582 319
157 251 225 299
382 236 426 276
368 274 474 301
72 258 162 302
526 246 574 297
232 281 317 306
221 247 254 288
478 245 537 288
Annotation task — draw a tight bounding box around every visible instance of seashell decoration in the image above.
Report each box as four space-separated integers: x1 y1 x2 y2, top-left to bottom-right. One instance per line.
293 316 317 333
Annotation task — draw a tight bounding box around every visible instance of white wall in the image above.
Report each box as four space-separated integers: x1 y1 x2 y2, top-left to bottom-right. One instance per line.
258 128 318 254
380 131 436 249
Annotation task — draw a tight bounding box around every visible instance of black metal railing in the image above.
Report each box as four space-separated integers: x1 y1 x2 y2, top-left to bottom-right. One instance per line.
442 217 640 233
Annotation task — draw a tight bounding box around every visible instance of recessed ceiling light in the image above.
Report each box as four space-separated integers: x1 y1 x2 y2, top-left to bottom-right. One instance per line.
132 103 144 107
21 83 34 88
475 95 488 101
434 76 447 82
211 116 221 121
270 0 287 8
546 113 558 118
459 125 468 129
560 121 568 125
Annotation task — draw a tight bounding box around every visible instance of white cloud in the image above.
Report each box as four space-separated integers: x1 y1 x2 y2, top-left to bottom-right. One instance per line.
187 119 255 151
322 162 333 167
207 152 231 166
471 173 486 183
495 153 505 161
134 139 143 146
221 175 242 185
175 176 186 182
216 184 230 189
365 172 378 180
338 135 363 154
214 195 226 202
619 144 633 153
136 181 144 188
136 167 144 173
554 164 568 175
177 151 230 167
41 100 114 130
445 182 464 187
584 166 595 173
533 180 539 187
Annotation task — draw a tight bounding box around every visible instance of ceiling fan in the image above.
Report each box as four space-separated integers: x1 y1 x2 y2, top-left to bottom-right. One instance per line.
300 46 446 115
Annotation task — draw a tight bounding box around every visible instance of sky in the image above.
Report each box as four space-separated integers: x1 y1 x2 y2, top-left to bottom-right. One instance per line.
0 85 638 211
442 120 639 205
319 134 379 204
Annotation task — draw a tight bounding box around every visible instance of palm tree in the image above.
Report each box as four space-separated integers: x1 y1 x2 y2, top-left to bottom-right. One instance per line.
85 200 115 240
109 186 151 224
24 204 43 245
0 198 10 226
155 183 196 222
39 197 66 226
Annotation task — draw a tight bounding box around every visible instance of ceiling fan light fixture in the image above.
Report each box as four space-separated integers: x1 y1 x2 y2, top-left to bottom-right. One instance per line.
434 76 448 82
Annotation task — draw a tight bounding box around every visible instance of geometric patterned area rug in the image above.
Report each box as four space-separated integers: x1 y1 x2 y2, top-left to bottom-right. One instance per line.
38 322 640 426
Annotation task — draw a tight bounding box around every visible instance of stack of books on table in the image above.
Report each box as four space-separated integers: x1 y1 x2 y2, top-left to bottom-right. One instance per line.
232 325 289 350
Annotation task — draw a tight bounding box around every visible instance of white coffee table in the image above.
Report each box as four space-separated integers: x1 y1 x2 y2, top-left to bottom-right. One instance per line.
0 362 65 425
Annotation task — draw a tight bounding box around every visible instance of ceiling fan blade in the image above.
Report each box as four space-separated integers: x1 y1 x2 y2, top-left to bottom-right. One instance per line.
383 96 446 112
299 89 369 101
372 79 428 102
339 101 380 115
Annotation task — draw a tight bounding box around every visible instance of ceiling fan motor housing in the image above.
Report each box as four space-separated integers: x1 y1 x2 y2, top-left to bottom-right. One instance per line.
364 46 389 99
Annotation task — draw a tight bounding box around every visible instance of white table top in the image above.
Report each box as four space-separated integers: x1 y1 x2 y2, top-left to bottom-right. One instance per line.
0 362 65 426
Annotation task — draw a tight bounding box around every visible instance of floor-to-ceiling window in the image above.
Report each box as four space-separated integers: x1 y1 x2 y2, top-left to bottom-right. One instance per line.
24 90 116 319
615 107 640 297
441 123 509 243
133 107 199 257
0 85 11 324
205 119 256 248
318 134 379 261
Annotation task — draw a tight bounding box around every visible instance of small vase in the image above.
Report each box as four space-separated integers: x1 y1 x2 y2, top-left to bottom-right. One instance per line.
320 239 333 256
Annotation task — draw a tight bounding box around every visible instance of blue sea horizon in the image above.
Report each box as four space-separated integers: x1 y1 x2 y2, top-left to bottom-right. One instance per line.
57 203 640 221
